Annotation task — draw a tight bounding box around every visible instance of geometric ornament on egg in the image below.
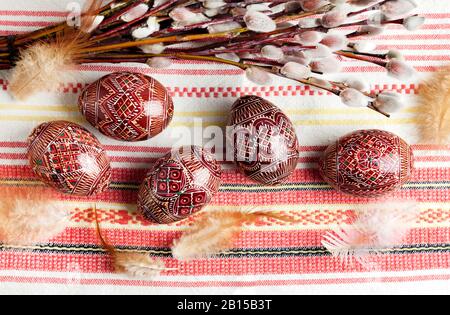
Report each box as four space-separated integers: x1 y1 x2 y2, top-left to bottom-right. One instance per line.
137 146 222 224
227 95 300 186
79 72 174 142
27 120 112 196
319 129 414 198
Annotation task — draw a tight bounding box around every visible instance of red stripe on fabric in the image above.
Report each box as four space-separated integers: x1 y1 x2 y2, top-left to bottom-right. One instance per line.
5 153 450 164
423 13 450 19
0 81 419 97
0 20 55 27
1 274 450 288
0 31 27 35
49 227 450 248
0 142 447 153
374 34 450 40
0 10 68 17
209 190 450 206
1 153 448 166
0 252 448 275
2 165 450 187
404 55 450 61
378 44 450 50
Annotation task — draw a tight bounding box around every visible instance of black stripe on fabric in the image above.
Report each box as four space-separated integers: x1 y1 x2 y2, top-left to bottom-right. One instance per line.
0 243 449 257
2 181 450 193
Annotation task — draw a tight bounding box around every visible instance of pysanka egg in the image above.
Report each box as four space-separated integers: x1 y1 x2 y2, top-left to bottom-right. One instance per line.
319 129 414 198
137 146 222 224
78 72 174 142
27 121 112 196
227 95 300 185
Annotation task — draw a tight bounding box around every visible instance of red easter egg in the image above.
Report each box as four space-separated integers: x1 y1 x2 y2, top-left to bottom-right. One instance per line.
227 95 300 185
27 121 112 196
79 72 174 142
319 129 414 198
137 146 222 224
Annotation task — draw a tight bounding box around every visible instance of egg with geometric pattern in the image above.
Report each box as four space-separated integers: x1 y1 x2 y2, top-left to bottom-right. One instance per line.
137 146 222 224
227 95 300 186
78 72 174 142
319 129 414 198
27 121 112 196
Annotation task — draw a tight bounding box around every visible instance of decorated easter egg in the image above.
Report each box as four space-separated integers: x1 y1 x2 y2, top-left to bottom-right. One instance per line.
227 95 300 185
137 146 222 224
78 72 174 142
27 121 112 196
319 129 414 198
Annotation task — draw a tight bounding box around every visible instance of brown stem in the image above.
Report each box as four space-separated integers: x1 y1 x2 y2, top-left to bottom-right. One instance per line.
94 52 251 69
368 102 390 118
78 28 248 54
335 50 388 67
341 49 387 60
93 205 116 255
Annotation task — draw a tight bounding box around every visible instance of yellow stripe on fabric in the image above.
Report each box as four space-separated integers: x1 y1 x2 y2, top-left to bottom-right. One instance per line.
64 202 450 232
3 179 450 192
0 115 418 127
0 116 85 123
383 246 450 253
174 107 421 117
0 105 78 112
60 201 450 213
0 104 421 116
220 184 328 191
0 180 140 190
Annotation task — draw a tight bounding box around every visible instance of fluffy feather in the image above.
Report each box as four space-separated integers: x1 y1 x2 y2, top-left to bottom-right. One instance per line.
114 252 170 278
0 187 69 245
9 40 78 100
9 0 102 100
94 206 174 277
322 201 419 269
417 66 450 144
172 208 297 261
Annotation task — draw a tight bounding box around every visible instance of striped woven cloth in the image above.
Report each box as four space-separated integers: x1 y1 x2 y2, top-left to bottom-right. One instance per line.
0 0 449 295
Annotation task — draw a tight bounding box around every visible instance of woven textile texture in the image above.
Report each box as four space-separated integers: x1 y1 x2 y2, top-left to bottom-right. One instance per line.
0 0 449 295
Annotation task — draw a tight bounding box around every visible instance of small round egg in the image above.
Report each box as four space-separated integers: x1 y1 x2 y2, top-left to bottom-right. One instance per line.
27 121 112 196
79 72 174 142
137 146 222 224
227 95 300 185
319 129 414 198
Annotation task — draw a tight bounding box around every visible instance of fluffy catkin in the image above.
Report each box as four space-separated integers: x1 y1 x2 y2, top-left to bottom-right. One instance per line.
9 0 102 100
172 209 297 260
0 187 69 245
114 252 169 278
93 206 172 277
417 66 450 144
9 40 77 100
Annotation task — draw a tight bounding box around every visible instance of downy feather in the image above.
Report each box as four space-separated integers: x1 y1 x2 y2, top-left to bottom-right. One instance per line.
9 0 103 100
172 208 297 260
94 206 175 277
0 187 69 245
322 201 419 269
417 66 450 144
